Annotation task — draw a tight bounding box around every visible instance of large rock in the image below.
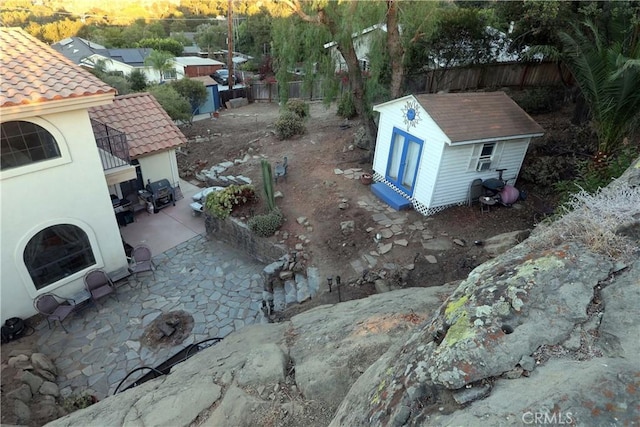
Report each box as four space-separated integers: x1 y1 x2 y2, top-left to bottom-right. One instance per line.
31 353 57 376
330 241 617 426
236 343 288 386
483 229 530 256
45 286 455 427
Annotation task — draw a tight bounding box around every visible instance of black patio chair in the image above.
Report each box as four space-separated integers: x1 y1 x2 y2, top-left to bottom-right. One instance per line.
33 293 76 333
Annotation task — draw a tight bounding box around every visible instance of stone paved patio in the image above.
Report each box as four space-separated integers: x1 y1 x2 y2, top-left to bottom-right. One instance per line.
35 235 266 400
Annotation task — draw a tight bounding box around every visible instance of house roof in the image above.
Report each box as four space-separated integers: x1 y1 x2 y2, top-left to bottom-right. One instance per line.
91 48 153 67
88 93 187 158
0 28 115 108
190 76 218 86
51 36 105 64
174 56 225 67
414 92 544 143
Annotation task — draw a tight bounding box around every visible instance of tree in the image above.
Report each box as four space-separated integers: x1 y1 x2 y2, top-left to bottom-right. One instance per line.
269 0 439 158
195 23 226 57
144 50 176 82
128 69 148 92
170 78 208 120
101 75 132 95
559 17 640 154
236 7 273 59
138 38 184 56
147 84 191 124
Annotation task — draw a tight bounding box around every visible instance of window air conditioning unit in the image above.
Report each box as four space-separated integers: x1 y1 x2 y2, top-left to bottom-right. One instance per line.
477 160 492 172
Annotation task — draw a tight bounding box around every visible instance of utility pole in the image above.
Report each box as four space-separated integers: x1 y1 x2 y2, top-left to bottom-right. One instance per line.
227 0 234 88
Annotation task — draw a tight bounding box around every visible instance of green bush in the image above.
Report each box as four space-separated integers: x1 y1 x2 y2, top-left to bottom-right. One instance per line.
553 146 638 205
337 92 357 119
520 155 576 189
205 184 255 219
274 111 305 140
248 209 284 237
285 98 309 118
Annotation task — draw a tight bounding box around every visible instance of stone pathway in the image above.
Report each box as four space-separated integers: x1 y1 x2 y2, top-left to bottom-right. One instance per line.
35 235 266 400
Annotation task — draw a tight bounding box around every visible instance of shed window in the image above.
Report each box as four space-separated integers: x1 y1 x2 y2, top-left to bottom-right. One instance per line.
1 121 61 170
24 224 96 289
469 142 501 172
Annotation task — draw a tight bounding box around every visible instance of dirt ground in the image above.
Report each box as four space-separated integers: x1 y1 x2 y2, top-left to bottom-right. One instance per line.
179 100 557 299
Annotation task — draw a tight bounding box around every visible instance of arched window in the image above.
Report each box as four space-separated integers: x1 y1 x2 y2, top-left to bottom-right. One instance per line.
1 121 61 170
24 225 96 289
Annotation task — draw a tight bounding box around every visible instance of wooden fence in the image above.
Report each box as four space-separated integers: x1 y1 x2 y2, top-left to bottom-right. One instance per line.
249 61 572 102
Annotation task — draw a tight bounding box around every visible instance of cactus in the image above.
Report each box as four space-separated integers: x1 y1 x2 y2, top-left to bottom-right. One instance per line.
261 159 276 211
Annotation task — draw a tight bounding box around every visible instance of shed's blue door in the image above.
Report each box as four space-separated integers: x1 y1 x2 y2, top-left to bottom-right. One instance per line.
386 127 423 196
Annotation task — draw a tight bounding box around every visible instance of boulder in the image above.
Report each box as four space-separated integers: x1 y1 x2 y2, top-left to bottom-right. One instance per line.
21 370 44 395
236 343 288 386
483 229 530 257
31 353 57 376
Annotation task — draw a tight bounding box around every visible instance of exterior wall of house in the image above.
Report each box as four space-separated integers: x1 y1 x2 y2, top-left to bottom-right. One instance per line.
330 28 380 72
429 138 530 209
137 149 181 189
372 96 449 206
0 109 129 322
184 64 222 78
86 54 163 83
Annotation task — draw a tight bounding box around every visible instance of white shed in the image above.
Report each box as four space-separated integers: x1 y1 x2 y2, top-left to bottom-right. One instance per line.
371 92 544 215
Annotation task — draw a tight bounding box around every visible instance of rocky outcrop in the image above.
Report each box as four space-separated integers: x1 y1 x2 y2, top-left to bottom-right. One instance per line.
45 286 457 427
47 161 640 427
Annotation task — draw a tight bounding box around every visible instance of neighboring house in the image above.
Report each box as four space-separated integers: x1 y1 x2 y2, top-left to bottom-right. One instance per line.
88 93 187 199
325 24 531 73
52 39 173 83
82 48 172 83
0 28 129 322
173 56 225 78
371 92 544 215
189 76 222 115
324 23 387 72
51 36 106 64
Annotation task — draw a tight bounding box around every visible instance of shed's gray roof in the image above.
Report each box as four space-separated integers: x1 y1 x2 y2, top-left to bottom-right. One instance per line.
415 92 544 143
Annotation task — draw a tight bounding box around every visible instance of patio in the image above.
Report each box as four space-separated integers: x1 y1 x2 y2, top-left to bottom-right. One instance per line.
34 181 268 400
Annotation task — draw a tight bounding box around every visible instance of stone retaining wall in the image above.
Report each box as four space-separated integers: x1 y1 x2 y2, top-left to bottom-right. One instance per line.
205 214 287 264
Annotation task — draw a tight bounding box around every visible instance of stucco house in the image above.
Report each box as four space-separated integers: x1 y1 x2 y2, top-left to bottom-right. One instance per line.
88 93 187 202
371 92 544 215
0 28 130 322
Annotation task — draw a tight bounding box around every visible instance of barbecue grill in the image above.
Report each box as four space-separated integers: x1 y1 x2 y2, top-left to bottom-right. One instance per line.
142 179 175 213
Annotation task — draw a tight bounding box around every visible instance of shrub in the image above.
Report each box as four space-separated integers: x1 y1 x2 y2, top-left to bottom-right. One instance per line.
531 183 640 261
520 155 576 189
337 92 357 119
274 111 305 140
285 98 309 118
205 184 255 219
248 209 284 237
553 147 638 204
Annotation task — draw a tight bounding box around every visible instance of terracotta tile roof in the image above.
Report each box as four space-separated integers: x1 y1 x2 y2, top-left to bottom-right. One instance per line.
415 92 544 144
1 28 115 108
88 93 187 158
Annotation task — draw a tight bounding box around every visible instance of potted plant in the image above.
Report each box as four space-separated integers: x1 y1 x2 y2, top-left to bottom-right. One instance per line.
360 172 373 185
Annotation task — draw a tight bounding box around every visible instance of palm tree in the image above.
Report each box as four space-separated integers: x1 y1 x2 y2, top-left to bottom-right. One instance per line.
559 19 640 154
144 50 175 83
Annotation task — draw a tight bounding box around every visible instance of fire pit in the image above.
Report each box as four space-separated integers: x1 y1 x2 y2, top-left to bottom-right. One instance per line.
141 311 194 349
